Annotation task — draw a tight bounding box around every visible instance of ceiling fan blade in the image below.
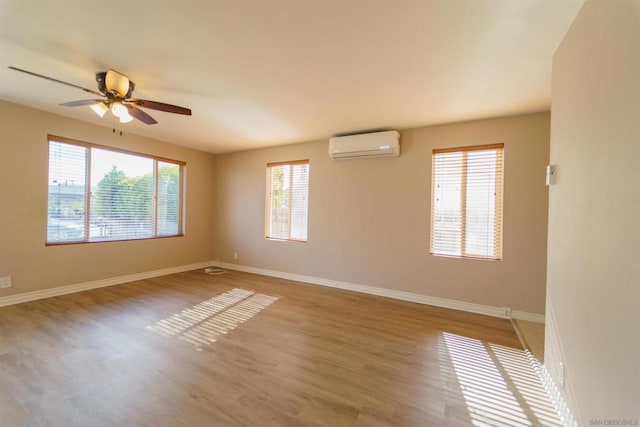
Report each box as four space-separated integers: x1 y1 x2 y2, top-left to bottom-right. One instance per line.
126 105 157 125
60 99 105 107
128 98 192 116
8 66 103 96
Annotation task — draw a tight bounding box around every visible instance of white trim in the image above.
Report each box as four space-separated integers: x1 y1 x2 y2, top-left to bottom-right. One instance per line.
213 261 544 322
0 261 213 308
512 310 545 323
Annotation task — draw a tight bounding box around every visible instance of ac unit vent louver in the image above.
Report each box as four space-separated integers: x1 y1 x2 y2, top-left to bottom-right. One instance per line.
329 130 400 160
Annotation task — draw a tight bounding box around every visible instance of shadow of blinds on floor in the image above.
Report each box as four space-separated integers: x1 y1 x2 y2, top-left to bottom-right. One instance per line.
440 332 563 427
147 288 278 350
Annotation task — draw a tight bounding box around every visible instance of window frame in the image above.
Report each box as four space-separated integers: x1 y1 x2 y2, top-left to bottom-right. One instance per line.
46 134 185 246
430 143 504 260
264 159 310 243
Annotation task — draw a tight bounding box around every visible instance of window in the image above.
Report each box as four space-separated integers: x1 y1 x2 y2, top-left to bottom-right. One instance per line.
430 143 504 260
47 135 184 244
265 160 309 241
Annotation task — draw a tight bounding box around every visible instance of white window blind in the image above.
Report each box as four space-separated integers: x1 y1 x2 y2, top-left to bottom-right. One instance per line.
47 136 185 244
430 144 504 260
265 160 309 242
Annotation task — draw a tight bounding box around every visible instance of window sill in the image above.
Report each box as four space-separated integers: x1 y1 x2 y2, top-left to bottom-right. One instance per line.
46 234 184 246
430 252 501 261
265 237 307 243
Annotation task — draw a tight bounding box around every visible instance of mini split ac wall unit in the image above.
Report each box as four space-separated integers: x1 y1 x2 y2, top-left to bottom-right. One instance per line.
329 130 400 160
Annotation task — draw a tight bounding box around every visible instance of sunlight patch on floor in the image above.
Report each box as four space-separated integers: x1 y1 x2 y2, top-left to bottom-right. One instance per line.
146 288 278 349
440 332 563 427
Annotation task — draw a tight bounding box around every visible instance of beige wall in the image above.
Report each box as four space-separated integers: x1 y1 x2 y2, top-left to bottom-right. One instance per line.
214 112 550 314
547 0 640 423
0 101 216 296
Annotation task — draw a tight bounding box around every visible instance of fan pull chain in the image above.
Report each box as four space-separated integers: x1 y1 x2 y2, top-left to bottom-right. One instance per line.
110 116 123 136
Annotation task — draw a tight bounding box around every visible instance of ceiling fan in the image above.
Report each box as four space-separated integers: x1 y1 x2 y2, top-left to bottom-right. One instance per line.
8 66 192 125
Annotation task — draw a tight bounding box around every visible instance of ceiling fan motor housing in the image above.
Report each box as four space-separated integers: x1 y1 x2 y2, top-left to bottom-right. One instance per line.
95 72 106 94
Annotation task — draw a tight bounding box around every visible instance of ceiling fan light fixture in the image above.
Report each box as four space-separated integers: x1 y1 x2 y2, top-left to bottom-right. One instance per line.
90 102 109 117
105 69 131 98
111 102 133 123
111 101 126 117
119 113 134 124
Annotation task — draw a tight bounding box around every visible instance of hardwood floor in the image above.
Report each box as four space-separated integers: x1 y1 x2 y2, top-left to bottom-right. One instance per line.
514 319 546 362
0 269 561 426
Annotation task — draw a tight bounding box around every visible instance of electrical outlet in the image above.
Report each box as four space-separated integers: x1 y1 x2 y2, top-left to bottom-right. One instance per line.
0 276 11 289
233 252 238 260
558 362 565 388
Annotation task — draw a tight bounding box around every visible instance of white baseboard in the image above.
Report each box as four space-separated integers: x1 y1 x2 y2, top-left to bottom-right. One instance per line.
213 261 545 323
512 310 546 323
0 260 547 325
0 261 213 308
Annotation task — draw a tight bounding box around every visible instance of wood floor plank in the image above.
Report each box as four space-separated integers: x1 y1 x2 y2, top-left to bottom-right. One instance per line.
0 269 561 426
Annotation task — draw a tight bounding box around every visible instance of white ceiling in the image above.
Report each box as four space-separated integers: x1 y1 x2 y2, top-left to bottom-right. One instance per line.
0 1 583 154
